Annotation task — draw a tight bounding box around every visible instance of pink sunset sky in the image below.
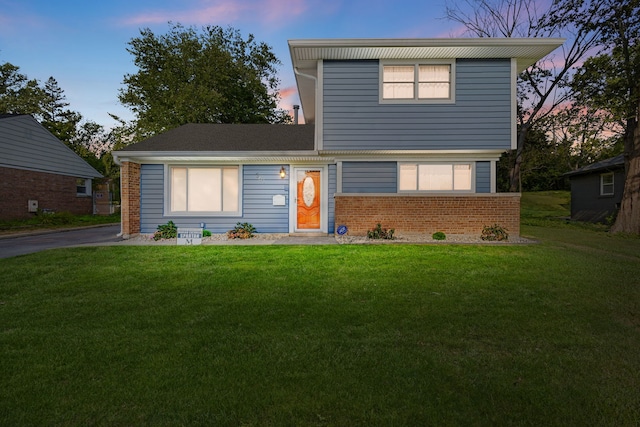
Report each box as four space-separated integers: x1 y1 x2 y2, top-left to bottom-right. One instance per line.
1 0 473 128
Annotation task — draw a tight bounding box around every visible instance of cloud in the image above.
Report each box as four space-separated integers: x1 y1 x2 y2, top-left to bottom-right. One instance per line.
120 0 309 28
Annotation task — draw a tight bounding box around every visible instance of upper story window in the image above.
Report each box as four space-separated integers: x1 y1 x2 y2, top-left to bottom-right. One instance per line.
381 60 455 104
168 166 240 215
600 172 614 196
399 163 473 192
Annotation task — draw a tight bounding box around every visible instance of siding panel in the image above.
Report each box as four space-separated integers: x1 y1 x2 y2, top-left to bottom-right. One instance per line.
322 59 512 150
342 162 397 193
476 161 491 193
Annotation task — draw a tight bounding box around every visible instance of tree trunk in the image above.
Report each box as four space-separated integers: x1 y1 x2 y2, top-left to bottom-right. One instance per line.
509 124 529 192
610 102 640 234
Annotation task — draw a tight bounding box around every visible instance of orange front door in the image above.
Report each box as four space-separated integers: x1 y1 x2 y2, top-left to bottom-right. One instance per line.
296 169 321 230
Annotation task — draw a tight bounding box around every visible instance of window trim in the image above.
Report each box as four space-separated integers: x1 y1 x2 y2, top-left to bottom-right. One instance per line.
76 178 91 197
600 172 614 196
397 162 475 193
380 59 456 104
165 165 243 217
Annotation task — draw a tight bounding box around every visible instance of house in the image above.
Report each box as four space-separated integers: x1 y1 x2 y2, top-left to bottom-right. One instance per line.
565 154 625 223
113 37 564 238
0 114 103 220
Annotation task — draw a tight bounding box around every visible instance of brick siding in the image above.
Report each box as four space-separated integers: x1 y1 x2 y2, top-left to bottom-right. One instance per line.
334 193 521 236
0 166 93 220
120 161 141 237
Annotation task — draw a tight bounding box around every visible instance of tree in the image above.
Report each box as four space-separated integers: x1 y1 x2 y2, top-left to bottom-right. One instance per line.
445 0 602 192
563 0 640 233
0 62 46 116
41 77 82 146
119 23 290 140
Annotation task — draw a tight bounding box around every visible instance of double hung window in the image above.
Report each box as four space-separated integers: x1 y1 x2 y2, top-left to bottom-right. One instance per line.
600 173 614 196
382 61 453 102
169 166 240 214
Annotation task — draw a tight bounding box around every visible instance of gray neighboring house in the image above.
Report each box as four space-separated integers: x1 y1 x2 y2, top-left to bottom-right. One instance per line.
565 155 625 223
113 37 564 238
0 114 103 220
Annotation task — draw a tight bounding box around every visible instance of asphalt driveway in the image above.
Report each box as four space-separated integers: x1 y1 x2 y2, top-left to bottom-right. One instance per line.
0 224 121 259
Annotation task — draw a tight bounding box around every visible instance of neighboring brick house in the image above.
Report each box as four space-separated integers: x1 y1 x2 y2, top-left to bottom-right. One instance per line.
0 114 102 220
113 37 563 238
565 155 625 223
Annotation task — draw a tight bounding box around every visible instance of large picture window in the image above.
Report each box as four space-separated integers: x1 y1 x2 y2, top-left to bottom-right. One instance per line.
170 166 239 214
399 163 472 192
382 62 453 102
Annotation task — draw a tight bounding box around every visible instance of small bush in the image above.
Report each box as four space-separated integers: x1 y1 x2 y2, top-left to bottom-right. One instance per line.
481 224 509 241
202 229 212 237
432 231 446 241
367 223 395 240
228 222 256 239
154 220 178 241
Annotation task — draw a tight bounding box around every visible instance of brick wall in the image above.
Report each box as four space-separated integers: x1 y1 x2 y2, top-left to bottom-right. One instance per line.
120 161 141 237
334 193 521 236
0 166 93 220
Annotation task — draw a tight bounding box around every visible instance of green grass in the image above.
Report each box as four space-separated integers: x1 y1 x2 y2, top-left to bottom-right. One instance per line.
0 212 120 234
0 193 639 425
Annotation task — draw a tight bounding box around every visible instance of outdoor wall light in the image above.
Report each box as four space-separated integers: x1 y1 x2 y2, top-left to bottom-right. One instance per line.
280 166 286 179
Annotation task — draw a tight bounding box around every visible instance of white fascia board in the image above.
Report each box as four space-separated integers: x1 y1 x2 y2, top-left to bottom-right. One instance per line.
113 150 321 165
321 149 505 161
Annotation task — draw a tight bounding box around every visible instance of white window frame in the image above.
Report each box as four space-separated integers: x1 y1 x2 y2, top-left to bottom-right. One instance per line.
397 162 475 193
600 172 614 196
76 178 91 197
165 165 242 216
380 59 455 104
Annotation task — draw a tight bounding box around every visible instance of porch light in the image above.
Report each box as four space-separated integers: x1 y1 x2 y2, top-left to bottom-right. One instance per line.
280 166 286 179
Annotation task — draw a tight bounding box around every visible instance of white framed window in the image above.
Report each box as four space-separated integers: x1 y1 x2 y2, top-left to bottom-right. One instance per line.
399 163 473 192
381 60 455 103
168 166 241 215
600 172 614 196
76 178 91 196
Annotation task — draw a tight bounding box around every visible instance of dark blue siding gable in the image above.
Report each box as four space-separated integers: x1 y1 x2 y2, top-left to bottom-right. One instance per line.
322 59 512 150
342 162 397 193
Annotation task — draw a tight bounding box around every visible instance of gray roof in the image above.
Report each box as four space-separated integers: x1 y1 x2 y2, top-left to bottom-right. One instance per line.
564 154 625 177
0 114 102 178
119 124 315 152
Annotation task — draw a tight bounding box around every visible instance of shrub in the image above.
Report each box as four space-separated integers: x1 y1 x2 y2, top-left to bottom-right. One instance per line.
154 221 178 241
202 229 212 237
228 222 256 239
36 210 74 225
432 231 446 241
481 224 509 241
367 223 395 240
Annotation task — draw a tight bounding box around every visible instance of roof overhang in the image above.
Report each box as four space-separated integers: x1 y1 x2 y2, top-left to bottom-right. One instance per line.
112 150 323 165
289 37 565 123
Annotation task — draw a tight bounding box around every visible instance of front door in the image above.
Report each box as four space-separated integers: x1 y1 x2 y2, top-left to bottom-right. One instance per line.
296 169 321 230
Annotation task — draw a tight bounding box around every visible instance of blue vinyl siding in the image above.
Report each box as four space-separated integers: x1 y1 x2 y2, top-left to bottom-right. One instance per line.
139 164 290 234
476 161 491 193
342 162 397 193
322 59 512 150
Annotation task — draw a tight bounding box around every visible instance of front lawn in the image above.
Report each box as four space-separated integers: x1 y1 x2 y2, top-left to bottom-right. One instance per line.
1 219 639 425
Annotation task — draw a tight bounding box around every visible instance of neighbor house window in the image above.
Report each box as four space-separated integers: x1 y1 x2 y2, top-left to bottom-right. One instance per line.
399 163 472 192
76 178 91 196
169 166 240 214
382 61 454 102
600 172 614 196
